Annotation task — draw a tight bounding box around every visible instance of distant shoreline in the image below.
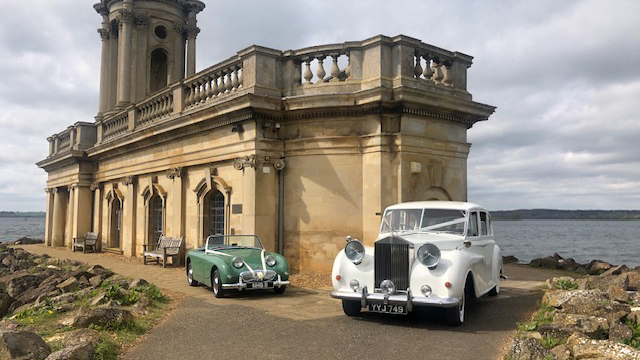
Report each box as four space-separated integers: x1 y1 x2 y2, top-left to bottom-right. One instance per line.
0 212 45 218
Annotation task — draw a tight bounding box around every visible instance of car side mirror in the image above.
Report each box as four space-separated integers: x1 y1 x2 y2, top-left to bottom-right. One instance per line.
463 241 471 248
345 235 352 244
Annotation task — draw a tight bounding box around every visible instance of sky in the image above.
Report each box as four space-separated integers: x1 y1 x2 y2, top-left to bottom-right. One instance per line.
0 0 639 212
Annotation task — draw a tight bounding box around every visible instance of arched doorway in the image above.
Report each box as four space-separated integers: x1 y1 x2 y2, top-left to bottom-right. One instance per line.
204 190 225 236
110 197 122 248
149 195 164 246
149 49 168 93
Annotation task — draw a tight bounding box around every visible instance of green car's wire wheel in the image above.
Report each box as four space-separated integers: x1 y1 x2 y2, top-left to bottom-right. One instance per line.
187 262 199 286
212 269 226 298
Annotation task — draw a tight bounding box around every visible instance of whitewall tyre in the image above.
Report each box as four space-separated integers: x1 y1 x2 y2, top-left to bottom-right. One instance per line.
212 269 226 298
187 262 199 286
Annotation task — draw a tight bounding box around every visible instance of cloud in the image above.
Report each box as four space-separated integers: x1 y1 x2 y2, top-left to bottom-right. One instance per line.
1 0 639 211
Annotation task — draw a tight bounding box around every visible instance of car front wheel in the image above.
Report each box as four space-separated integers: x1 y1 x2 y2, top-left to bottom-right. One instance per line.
212 269 226 298
187 262 199 286
342 300 362 316
446 288 465 326
273 285 286 294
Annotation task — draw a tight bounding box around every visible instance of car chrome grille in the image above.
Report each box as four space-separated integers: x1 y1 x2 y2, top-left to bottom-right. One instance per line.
240 270 277 282
374 239 410 291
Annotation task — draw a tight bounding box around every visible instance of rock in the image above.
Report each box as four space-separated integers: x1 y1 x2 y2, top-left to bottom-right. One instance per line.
550 344 571 360
587 260 613 275
530 256 559 269
0 287 15 318
88 293 106 306
627 271 640 291
543 289 608 309
552 253 563 260
68 271 93 281
86 265 113 278
0 329 51 360
77 277 90 287
536 323 576 340
62 307 133 328
1 255 17 268
628 311 640 324
13 237 43 245
608 285 630 303
128 278 149 290
38 275 63 289
502 255 519 264
543 289 631 322
507 337 553 360
565 332 640 360
546 277 577 290
56 277 80 293
578 275 629 292
15 284 57 305
6 274 45 297
46 344 94 360
45 328 99 360
602 265 629 276
88 275 103 287
553 313 609 338
609 320 633 342
558 258 582 271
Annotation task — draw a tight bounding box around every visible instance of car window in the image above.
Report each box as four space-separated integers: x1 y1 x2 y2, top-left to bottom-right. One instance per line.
480 212 489 236
380 209 423 233
468 212 479 237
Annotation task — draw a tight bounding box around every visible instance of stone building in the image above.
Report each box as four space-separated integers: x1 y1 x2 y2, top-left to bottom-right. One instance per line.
37 0 495 272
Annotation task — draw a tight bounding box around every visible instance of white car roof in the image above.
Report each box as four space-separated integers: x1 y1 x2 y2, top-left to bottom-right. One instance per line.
384 201 487 212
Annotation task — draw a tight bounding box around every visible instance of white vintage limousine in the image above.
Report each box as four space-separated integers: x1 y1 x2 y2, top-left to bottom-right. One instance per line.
331 201 503 325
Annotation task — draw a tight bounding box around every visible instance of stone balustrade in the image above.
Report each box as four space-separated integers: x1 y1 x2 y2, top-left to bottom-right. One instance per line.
183 58 243 110
46 35 477 148
136 88 173 128
46 122 97 158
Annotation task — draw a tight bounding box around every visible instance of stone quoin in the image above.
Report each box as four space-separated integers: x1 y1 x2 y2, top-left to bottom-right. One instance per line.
37 0 496 272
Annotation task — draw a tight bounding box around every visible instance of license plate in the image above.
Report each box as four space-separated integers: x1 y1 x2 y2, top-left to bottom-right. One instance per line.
252 282 265 289
368 303 407 315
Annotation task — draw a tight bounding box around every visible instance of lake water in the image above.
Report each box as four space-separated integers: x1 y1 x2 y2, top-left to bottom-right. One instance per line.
494 220 640 267
0 217 45 243
1 217 638 267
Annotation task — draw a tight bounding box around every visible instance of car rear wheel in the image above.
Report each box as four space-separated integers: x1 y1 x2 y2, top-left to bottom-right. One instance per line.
187 262 199 286
446 287 465 326
212 269 225 298
342 300 362 316
489 269 501 296
273 285 286 294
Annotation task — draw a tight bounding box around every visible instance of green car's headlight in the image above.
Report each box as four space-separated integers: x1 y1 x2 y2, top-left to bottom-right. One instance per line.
232 257 244 269
266 255 276 267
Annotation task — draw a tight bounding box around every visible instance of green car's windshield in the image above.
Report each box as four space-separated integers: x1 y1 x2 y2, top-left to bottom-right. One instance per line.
205 235 264 251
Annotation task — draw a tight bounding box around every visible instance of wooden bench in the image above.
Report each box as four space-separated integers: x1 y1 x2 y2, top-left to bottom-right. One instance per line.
73 232 99 253
142 236 183 268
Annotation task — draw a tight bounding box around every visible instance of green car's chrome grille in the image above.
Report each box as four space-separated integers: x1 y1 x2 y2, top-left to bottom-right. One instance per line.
240 270 277 282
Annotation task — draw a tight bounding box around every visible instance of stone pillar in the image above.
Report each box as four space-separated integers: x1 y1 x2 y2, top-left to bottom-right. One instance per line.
168 168 185 238
51 188 67 247
44 189 54 246
121 177 137 257
185 10 198 77
92 183 103 251
71 184 93 247
66 186 75 249
98 20 110 114
116 3 134 108
241 166 257 236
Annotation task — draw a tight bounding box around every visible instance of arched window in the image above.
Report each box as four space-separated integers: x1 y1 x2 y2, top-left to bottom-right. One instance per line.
149 195 164 245
205 190 225 236
110 197 122 249
149 49 168 93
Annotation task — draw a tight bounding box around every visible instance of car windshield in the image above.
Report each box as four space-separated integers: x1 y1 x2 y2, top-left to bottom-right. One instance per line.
381 208 467 235
205 235 263 251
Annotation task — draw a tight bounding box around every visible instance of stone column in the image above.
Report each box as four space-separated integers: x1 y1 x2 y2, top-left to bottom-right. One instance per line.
185 10 199 77
116 3 134 108
121 176 137 257
241 164 257 236
71 184 93 247
97 18 110 114
66 186 75 249
92 183 103 251
51 188 67 247
44 189 54 246
168 168 185 238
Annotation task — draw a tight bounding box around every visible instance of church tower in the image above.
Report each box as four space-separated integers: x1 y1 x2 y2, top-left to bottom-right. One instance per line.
93 0 205 116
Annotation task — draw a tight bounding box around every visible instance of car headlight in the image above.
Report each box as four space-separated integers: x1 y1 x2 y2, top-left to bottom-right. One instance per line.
344 240 365 264
349 279 360 291
380 279 395 295
232 257 244 269
417 243 441 269
266 255 276 267
421 285 432 296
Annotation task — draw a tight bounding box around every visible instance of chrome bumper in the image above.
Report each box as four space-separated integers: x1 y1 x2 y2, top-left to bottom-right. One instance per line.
331 287 460 310
222 275 289 290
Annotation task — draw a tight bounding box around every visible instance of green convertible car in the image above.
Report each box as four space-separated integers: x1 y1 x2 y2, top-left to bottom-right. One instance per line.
186 234 290 297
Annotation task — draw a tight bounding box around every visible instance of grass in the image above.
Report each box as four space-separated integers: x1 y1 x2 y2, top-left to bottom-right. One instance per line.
516 304 556 332
620 319 640 350
552 278 578 291
539 334 561 349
